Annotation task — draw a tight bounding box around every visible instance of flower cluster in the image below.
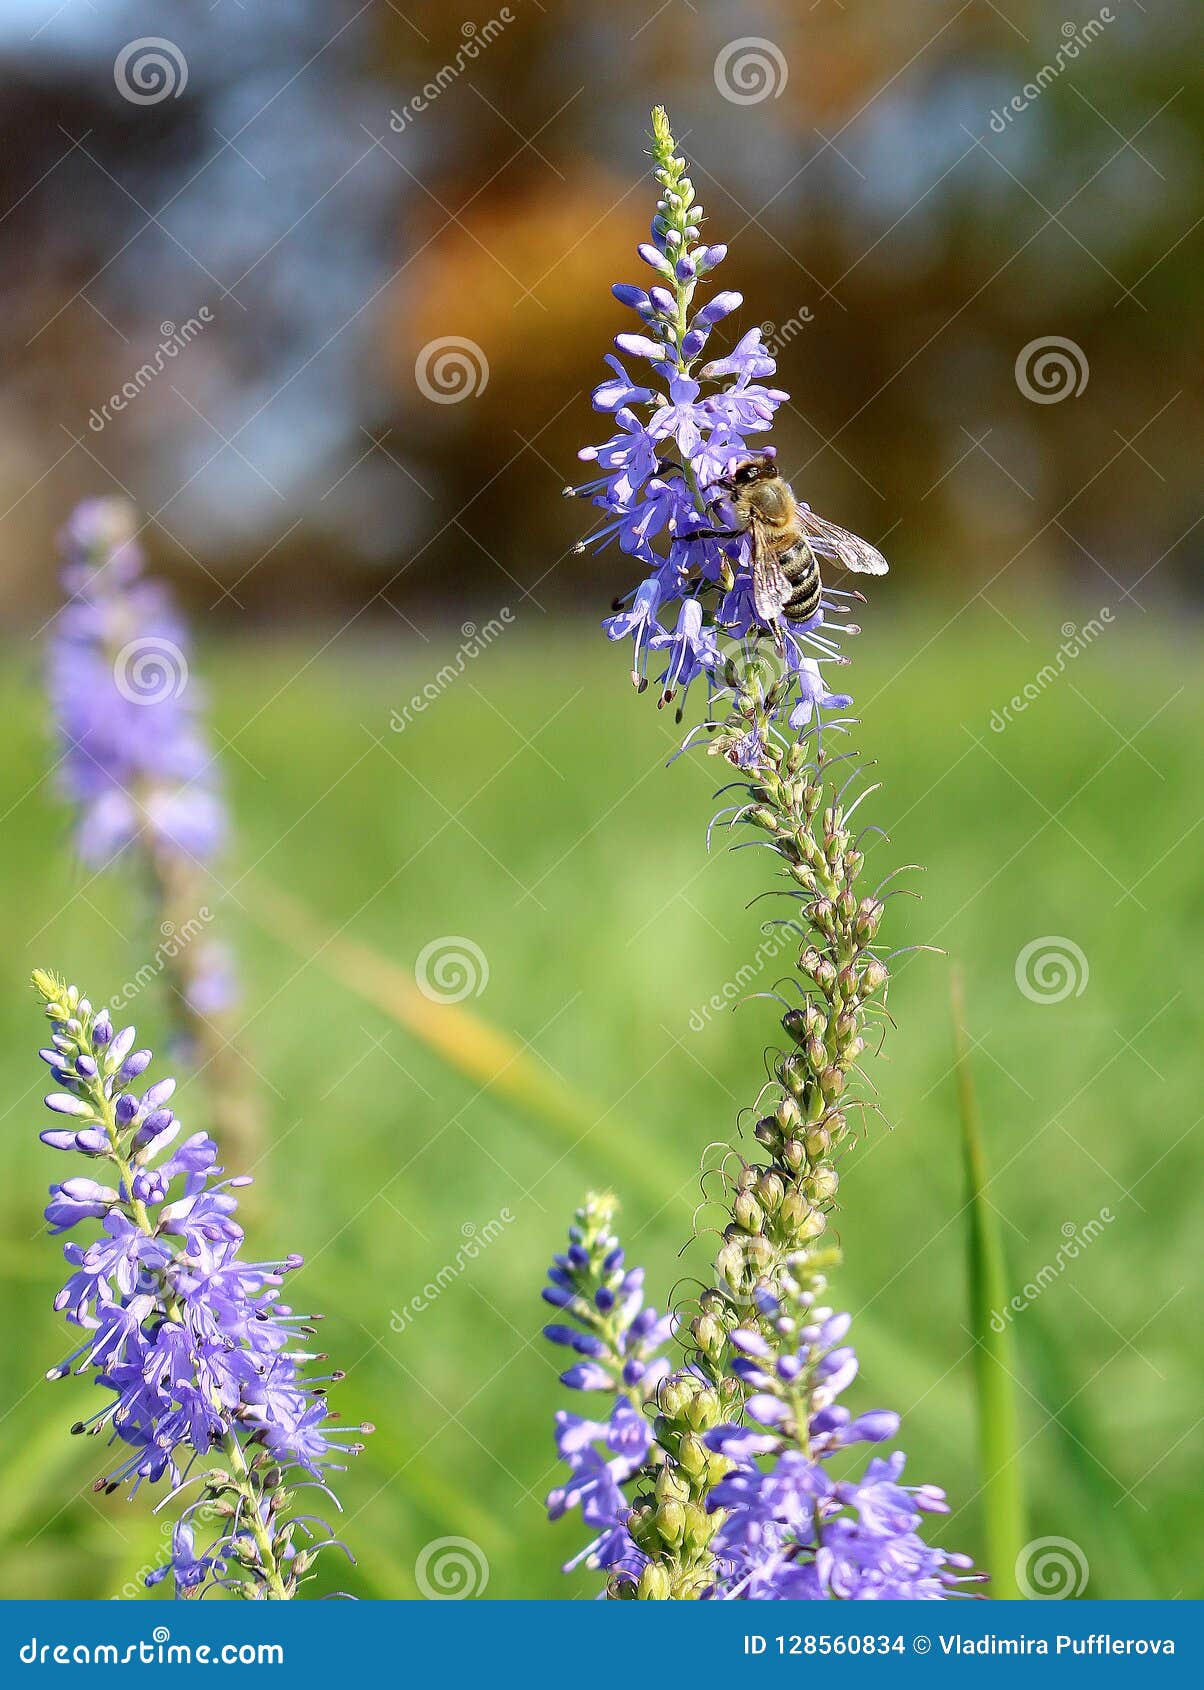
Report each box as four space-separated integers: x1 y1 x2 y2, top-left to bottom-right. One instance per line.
33 970 366 1598
49 498 225 873
542 1194 675 1581
48 498 254 1160
571 106 856 733
703 1290 981 1600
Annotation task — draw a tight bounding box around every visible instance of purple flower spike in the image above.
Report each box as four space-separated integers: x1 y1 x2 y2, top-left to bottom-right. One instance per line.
28 969 367 1600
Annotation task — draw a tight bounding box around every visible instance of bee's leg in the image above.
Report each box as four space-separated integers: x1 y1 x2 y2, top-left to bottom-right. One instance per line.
685 525 742 541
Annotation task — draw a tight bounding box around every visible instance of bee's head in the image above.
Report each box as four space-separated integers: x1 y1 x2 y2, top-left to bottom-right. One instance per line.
714 454 777 496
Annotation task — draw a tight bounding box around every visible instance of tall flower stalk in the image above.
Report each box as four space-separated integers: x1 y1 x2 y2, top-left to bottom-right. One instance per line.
32 969 366 1597
48 498 257 1166
545 109 982 1601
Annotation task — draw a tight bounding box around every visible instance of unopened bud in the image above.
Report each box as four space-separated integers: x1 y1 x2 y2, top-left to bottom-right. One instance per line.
775 1097 802 1132
804 1125 831 1159
820 1065 845 1099
655 1500 686 1547
637 1562 672 1600
734 1191 763 1234
807 1166 839 1202
755 1171 784 1212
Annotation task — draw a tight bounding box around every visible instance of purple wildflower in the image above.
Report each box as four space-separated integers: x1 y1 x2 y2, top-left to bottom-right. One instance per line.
568 108 877 748
703 1298 982 1601
30 969 367 1599
543 1195 673 1579
48 498 225 868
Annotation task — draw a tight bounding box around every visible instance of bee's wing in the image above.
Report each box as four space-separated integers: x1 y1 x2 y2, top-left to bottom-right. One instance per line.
749 516 793 622
800 508 889 576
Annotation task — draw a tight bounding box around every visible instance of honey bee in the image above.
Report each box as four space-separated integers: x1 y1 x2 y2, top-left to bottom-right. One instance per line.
704 455 889 649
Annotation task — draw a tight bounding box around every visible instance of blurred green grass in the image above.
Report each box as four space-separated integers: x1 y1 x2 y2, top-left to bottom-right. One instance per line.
0 596 1199 1600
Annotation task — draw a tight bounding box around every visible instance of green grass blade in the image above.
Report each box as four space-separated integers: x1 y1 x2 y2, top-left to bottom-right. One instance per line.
1019 1307 1157 1600
951 966 1025 1598
247 880 667 1210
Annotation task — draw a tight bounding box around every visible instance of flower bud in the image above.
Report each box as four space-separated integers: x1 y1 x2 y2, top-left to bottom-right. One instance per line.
686 1388 720 1432
782 1008 808 1043
655 1499 686 1547
775 1098 802 1133
807 1166 839 1202
637 1562 672 1601
820 1065 845 1099
691 1312 725 1361
733 1191 763 1234
861 958 889 994
683 1501 712 1549
755 1171 784 1212
804 1125 831 1160
678 1432 708 1479
654 1463 690 1506
659 1379 691 1421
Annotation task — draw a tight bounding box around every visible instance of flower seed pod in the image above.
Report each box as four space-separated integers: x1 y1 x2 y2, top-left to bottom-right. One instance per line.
755 1171 784 1212
655 1499 686 1547
775 1097 802 1132
637 1562 672 1601
733 1191 764 1234
804 1125 831 1160
807 1166 839 1203
820 1065 846 1100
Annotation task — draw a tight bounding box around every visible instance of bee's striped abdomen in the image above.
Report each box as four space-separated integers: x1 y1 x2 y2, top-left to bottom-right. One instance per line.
780 540 822 622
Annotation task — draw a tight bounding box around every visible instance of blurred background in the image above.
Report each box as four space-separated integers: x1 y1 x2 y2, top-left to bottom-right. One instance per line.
0 0 1200 1601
